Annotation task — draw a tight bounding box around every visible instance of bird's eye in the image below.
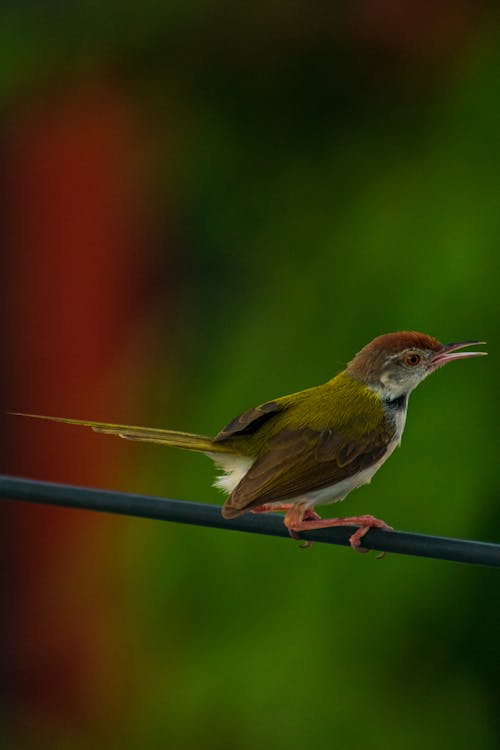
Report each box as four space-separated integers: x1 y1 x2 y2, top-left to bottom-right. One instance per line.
405 353 421 366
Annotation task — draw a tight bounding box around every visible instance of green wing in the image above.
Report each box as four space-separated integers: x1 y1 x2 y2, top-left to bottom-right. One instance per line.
222 421 393 516
220 373 396 515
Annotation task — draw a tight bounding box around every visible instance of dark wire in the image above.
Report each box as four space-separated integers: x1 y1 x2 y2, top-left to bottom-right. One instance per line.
0 474 498 567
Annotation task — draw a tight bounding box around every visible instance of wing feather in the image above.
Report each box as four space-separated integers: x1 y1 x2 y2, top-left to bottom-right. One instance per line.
223 421 393 515
213 400 283 442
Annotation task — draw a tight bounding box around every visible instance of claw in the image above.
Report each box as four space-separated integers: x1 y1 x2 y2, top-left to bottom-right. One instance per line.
285 509 393 555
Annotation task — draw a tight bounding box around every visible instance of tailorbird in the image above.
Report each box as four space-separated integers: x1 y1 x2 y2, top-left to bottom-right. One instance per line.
12 332 486 551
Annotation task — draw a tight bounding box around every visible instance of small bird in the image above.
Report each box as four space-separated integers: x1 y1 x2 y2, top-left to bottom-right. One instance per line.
12 332 486 551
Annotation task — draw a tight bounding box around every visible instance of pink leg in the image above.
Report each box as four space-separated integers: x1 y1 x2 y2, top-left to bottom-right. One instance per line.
252 502 321 548
252 502 320 522
251 503 294 514
284 507 393 553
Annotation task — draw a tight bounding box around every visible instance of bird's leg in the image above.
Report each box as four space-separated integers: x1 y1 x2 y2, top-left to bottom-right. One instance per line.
251 502 293 514
278 501 322 548
251 502 320 521
252 502 321 548
284 509 393 553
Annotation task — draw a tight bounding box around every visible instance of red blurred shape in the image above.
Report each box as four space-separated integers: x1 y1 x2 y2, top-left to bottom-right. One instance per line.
3 82 153 727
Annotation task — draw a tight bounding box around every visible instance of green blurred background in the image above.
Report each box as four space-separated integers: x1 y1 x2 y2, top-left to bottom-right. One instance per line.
1 2 499 748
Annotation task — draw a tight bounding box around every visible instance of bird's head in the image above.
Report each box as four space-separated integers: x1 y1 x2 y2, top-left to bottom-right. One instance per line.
347 331 487 400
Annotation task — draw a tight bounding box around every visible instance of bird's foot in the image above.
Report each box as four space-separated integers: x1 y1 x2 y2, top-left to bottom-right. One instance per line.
252 503 320 548
284 509 393 554
289 509 322 548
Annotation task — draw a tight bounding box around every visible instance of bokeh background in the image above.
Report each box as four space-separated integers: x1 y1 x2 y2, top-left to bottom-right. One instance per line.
1 2 499 748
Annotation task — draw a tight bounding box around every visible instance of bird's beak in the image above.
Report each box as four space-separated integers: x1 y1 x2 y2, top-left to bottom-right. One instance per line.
430 340 487 368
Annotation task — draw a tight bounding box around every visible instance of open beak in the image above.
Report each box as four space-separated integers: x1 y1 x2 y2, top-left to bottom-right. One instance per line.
431 340 487 369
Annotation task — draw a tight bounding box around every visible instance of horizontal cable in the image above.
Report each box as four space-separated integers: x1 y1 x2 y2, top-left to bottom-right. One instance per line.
0 474 499 567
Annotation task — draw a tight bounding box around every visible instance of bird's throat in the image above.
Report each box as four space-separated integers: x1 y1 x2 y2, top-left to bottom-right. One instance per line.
384 393 407 411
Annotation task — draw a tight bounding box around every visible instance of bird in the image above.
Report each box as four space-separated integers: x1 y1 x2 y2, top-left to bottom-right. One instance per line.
11 332 486 551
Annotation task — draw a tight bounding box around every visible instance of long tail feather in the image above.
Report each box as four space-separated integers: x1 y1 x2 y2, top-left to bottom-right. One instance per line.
8 412 235 454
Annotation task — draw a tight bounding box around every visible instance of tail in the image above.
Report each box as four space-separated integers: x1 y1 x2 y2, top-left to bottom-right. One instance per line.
8 412 235 454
